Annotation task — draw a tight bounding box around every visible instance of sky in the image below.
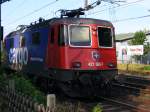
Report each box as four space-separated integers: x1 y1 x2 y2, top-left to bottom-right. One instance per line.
2 0 150 36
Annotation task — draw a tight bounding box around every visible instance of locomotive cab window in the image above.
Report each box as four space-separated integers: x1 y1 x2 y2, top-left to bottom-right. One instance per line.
32 32 40 45
98 27 113 47
69 25 91 46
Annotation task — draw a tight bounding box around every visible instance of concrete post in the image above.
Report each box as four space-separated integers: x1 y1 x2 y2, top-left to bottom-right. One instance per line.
47 94 56 112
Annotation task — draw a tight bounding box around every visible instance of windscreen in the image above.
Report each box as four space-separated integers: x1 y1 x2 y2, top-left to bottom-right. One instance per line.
69 25 91 46
98 27 113 47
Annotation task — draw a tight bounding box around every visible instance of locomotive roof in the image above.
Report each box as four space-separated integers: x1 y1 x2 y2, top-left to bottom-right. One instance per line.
53 18 113 27
27 18 113 29
5 17 113 38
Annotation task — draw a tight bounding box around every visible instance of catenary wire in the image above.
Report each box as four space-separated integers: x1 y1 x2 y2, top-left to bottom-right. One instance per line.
88 0 145 15
4 0 149 29
3 0 27 21
5 0 59 26
113 14 150 23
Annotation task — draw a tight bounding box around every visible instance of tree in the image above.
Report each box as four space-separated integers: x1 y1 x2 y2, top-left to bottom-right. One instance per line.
131 31 146 45
130 31 149 55
144 42 150 56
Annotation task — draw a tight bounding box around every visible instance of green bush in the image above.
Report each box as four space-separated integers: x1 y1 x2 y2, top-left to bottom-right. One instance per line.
0 67 7 85
92 104 103 112
144 66 150 70
12 74 46 104
0 73 5 83
0 67 46 104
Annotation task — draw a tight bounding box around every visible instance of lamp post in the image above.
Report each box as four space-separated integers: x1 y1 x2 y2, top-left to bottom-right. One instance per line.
0 0 10 65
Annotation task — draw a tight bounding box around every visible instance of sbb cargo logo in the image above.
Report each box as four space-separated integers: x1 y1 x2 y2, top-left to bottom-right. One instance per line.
9 47 28 65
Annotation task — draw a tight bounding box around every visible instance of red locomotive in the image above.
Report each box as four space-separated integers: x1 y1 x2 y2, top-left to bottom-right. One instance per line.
4 8 118 96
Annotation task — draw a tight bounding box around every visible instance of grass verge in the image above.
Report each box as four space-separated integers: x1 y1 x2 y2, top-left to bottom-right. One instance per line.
117 64 150 75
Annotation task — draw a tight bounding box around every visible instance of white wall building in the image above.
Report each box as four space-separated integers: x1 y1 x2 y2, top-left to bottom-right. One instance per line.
116 33 134 63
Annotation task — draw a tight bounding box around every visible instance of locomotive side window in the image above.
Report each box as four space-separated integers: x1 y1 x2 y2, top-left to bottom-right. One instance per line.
69 25 91 46
50 27 54 44
10 38 14 48
32 32 40 45
58 24 68 46
98 27 113 47
20 35 25 47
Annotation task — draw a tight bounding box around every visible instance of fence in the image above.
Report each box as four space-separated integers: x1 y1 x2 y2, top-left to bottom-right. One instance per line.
0 81 56 112
117 56 150 64
117 59 144 64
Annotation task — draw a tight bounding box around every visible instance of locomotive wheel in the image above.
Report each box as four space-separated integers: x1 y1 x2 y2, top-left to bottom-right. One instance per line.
57 81 97 98
47 79 56 93
31 76 56 94
58 81 82 98
101 81 112 97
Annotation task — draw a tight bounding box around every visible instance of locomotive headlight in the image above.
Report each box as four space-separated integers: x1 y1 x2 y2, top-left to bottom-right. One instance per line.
72 62 81 68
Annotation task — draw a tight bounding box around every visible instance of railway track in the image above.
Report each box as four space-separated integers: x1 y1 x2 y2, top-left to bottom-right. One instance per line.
116 74 150 93
36 73 150 112
55 78 150 112
56 94 150 112
99 96 150 112
108 74 150 112
118 74 150 85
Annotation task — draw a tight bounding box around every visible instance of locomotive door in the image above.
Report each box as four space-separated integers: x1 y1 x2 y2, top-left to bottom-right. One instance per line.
29 31 43 73
47 25 60 68
31 31 41 58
